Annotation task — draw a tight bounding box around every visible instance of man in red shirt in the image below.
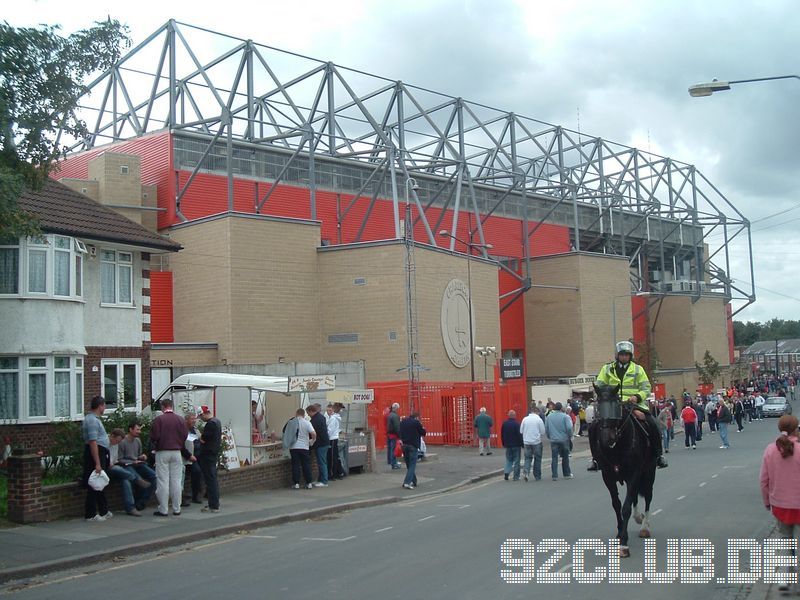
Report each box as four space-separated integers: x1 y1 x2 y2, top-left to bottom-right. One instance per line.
150 398 189 516
681 402 698 449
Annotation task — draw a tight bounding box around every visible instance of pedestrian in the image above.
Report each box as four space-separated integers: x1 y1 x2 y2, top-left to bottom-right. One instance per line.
473 407 494 456
501 410 523 481
565 405 577 438
149 397 189 517
755 394 765 420
198 406 221 513
183 412 203 505
717 399 732 449
734 397 745 432
545 402 573 481
759 415 800 592
83 396 113 522
283 408 316 489
585 401 596 428
681 402 697 449
657 403 672 453
520 406 546 482
399 411 426 489
694 399 705 441
386 403 401 469
114 423 156 515
705 396 718 432
307 404 330 487
326 404 344 480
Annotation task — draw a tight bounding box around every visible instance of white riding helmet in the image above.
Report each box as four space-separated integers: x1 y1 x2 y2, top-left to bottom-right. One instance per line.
615 341 634 355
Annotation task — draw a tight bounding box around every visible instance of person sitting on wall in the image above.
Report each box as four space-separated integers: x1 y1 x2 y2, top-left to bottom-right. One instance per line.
108 428 152 517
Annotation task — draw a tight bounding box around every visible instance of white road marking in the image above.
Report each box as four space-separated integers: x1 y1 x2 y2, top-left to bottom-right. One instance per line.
652 509 663 516
712 474 719 478
418 515 435 522
677 495 686 500
301 536 355 542
557 563 573 573
699 482 706 487
722 465 745 469
436 504 470 510
375 527 393 533
245 535 278 539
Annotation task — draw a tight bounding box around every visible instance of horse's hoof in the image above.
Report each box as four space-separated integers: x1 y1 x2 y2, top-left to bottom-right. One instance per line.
633 513 643 525
639 528 651 538
619 546 631 558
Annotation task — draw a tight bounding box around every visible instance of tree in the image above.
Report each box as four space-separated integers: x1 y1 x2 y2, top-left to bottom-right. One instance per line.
695 350 721 386
0 19 130 237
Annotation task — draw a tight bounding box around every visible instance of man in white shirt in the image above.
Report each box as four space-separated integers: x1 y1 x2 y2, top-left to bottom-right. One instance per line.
283 408 317 489
585 402 596 425
520 406 547 482
326 403 344 480
754 394 765 420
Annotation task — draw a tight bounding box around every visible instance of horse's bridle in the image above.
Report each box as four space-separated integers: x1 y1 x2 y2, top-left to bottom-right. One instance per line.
603 403 636 449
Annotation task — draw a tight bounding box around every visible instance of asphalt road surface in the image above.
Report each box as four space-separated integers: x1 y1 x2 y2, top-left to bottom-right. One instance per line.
1 415 787 599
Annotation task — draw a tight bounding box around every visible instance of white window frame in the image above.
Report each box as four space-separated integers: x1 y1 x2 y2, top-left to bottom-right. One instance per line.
0 235 86 300
0 355 86 424
100 249 135 307
100 359 141 411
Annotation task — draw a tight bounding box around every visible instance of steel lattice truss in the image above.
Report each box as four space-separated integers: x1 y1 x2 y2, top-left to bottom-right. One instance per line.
64 20 755 314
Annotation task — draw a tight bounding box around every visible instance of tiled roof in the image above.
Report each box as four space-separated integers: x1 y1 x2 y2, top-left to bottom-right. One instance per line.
742 339 800 355
16 180 181 252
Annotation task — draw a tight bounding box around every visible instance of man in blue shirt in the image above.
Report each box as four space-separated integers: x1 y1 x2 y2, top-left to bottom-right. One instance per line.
83 396 112 521
545 403 573 481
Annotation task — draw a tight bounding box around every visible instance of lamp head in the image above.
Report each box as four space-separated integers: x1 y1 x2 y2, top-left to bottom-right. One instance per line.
688 79 731 97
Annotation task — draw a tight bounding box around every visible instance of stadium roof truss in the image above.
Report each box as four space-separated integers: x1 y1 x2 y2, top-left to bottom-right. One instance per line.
63 20 756 316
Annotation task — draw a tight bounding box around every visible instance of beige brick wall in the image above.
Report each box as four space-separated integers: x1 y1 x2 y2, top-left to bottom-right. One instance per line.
691 297 731 368
650 296 697 370
141 184 158 232
150 347 219 367
227 217 322 364
318 243 501 382
169 218 233 358
88 152 142 210
60 178 99 201
525 253 631 378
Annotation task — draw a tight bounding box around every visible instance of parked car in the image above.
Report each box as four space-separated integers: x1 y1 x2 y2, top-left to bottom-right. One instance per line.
762 396 792 418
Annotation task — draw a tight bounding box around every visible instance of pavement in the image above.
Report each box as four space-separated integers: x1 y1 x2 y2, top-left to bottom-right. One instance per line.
0 434 594 584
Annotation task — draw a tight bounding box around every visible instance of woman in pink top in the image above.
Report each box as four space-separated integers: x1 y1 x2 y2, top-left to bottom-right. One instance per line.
759 415 800 591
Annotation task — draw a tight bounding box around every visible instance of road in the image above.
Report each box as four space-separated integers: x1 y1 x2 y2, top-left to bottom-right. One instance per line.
0 415 786 599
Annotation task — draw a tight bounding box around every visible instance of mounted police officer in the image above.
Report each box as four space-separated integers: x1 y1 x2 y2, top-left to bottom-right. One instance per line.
587 341 669 471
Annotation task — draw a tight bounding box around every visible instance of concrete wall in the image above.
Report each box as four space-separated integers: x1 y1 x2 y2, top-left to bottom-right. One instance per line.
525 252 631 379
169 214 323 366
650 295 731 371
317 242 501 382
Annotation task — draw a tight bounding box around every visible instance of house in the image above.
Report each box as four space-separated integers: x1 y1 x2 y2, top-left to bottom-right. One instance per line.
0 180 181 451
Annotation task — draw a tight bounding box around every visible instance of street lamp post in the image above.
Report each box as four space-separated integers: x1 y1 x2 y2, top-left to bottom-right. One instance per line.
688 75 800 97
438 229 493 384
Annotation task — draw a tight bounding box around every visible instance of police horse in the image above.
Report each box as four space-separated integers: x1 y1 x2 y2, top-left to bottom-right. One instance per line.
589 383 657 558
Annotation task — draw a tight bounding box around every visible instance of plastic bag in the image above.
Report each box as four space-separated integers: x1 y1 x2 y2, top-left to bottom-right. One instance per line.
88 469 110 491
394 441 404 458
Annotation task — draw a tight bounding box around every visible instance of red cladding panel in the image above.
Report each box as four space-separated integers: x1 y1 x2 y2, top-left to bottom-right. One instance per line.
499 268 526 351
149 271 174 343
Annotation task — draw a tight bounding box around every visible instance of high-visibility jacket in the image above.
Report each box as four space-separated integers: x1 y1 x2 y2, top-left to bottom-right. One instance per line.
596 360 652 411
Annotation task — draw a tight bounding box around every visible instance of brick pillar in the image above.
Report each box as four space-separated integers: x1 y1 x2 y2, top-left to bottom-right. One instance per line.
6 453 44 524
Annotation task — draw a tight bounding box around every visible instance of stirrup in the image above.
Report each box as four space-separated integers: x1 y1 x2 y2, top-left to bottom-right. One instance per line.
587 460 599 471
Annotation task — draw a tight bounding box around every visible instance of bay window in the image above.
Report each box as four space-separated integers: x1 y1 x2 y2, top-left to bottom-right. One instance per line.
0 235 86 299
0 355 85 423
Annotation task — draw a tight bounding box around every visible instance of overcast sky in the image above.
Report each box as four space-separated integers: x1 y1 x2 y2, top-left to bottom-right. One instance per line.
7 0 799 323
